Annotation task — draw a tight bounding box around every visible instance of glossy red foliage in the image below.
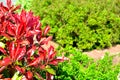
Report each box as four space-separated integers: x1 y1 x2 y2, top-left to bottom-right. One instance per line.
0 0 68 80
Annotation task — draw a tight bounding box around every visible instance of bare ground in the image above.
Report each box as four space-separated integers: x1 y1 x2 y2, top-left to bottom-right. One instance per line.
44 40 120 65
84 45 120 65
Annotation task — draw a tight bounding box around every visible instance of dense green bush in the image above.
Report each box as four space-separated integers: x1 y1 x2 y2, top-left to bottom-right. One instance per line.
16 0 32 11
55 47 120 80
18 0 120 51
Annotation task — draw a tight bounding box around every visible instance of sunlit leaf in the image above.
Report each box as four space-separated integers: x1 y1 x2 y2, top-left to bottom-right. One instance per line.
0 42 5 48
12 71 22 80
45 65 56 75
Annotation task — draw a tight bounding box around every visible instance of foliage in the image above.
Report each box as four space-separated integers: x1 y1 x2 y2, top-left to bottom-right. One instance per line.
0 0 67 79
55 47 120 80
18 0 120 51
16 0 32 11
15 0 120 79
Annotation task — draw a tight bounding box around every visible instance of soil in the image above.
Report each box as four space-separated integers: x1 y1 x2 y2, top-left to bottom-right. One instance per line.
45 40 120 65
84 45 120 65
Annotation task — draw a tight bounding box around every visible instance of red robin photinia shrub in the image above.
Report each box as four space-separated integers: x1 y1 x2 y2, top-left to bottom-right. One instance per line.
0 0 68 80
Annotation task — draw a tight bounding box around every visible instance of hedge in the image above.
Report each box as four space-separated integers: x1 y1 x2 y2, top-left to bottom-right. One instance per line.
17 0 120 51
55 47 120 80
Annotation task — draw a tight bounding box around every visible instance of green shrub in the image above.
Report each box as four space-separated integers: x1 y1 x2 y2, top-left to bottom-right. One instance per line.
16 0 120 51
55 47 120 80
16 0 32 11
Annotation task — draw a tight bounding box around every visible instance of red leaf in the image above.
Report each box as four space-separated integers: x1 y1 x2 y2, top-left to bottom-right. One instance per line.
39 65 46 70
43 25 50 36
36 22 42 30
48 46 55 59
9 42 15 60
49 59 58 65
2 78 11 80
27 57 40 67
0 14 3 22
7 0 12 9
7 24 16 36
15 45 26 61
39 52 46 61
38 47 47 60
26 30 41 37
17 40 30 46
46 72 53 80
8 42 26 61
0 74 3 78
16 24 25 39
2 21 8 32
12 14 21 23
15 66 25 74
0 57 11 66
21 76 28 80
0 3 8 12
49 57 69 65
26 35 34 44
36 32 42 41
12 5 21 11
26 71 33 80
40 36 52 45
0 47 7 55
49 51 56 60
1 33 11 39
20 10 26 23
56 57 69 61
0 66 6 72
26 45 36 57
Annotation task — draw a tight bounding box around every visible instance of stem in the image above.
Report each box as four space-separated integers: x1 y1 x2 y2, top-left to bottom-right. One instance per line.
0 66 6 73
35 72 44 80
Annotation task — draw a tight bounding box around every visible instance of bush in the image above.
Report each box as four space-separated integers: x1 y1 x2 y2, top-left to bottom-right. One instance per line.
18 0 120 51
0 0 67 79
15 1 120 79
16 0 32 11
55 47 120 80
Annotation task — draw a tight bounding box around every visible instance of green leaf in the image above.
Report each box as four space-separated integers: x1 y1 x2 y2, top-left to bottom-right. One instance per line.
15 60 22 66
45 65 56 75
0 55 3 60
0 42 5 48
12 71 22 80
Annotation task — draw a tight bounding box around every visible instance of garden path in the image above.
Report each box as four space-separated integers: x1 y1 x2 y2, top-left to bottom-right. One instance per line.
44 39 120 65
84 45 120 65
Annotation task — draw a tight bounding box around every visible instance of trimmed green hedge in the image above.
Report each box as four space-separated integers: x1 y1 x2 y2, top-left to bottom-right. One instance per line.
17 0 120 51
